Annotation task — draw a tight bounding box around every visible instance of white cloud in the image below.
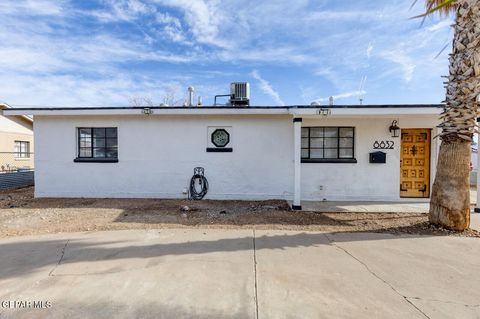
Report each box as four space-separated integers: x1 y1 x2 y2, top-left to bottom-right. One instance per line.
427 19 452 32
88 0 155 22
367 42 374 58
152 0 229 48
0 0 453 106
307 10 381 21
250 70 284 106
0 0 64 16
1 73 190 107
314 90 367 103
380 50 417 82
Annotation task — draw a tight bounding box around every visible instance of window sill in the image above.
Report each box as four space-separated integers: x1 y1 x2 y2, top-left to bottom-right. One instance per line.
301 158 357 164
74 158 118 163
206 147 233 152
14 158 31 161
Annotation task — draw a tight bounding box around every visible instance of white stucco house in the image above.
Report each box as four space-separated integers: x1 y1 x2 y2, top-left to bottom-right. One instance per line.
4 104 442 209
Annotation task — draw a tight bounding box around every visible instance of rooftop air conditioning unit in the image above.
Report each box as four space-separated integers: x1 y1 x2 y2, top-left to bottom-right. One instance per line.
230 82 250 106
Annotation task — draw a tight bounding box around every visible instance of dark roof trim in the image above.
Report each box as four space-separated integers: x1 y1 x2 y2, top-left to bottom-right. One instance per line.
6 104 444 111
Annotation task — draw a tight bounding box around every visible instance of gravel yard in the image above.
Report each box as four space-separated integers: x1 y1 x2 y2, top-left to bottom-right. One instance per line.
1 187 479 238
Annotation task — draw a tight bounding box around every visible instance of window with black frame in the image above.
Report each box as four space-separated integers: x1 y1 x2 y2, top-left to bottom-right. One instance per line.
301 127 356 163
75 128 118 162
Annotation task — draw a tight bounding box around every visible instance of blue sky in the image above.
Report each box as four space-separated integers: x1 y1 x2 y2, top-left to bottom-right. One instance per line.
0 0 454 107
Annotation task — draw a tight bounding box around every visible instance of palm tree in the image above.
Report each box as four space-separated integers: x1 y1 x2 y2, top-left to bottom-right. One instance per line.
416 0 479 230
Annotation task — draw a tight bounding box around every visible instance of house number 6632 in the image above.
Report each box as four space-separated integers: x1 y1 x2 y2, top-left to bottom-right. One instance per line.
373 141 394 149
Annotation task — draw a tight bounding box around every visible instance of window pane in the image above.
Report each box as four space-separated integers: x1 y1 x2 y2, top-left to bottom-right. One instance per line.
310 128 323 137
94 138 105 147
310 138 323 148
301 149 309 158
324 148 338 158
310 149 323 159
106 128 117 138
79 128 91 138
105 148 118 158
80 139 91 147
106 138 117 148
324 128 338 138
93 128 106 138
339 148 353 158
301 128 309 138
339 128 354 138
324 138 337 148
79 148 92 157
301 138 309 148
339 138 353 148
93 148 105 158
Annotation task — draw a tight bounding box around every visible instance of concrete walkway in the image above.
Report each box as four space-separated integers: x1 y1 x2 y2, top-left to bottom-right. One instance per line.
298 187 478 214
300 201 429 213
0 229 479 319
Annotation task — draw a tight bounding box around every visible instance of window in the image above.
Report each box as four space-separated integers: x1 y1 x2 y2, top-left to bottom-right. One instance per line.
75 128 118 162
14 141 30 158
301 127 356 163
206 127 233 152
211 129 230 147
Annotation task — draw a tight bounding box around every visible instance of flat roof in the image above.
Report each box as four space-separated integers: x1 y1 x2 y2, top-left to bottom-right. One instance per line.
5 104 443 111
2 104 443 117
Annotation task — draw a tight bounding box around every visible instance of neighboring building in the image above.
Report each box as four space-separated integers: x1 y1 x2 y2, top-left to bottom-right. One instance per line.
0 103 34 172
5 104 441 208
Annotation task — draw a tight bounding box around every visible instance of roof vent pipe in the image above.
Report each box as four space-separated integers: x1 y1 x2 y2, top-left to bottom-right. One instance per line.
197 96 202 107
187 86 195 107
329 96 334 106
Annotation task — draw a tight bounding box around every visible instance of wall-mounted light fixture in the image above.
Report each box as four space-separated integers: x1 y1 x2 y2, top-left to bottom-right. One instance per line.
389 120 400 138
142 108 153 115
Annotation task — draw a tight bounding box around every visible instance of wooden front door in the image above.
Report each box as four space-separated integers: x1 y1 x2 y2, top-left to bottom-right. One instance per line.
400 129 431 198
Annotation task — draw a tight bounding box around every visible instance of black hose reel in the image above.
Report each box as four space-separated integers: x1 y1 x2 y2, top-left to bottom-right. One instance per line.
189 167 208 200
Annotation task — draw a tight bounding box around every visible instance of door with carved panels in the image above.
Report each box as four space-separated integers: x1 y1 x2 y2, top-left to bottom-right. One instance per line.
400 129 431 198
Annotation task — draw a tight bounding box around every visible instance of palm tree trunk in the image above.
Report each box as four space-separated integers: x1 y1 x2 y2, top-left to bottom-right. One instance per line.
430 140 470 230
429 0 480 230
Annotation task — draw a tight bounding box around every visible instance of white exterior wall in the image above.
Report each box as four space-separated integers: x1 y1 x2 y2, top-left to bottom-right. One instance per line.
33 113 440 202
34 115 294 199
301 116 440 201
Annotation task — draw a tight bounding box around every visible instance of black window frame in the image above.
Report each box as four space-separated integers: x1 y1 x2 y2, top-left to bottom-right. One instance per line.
301 127 357 163
74 127 118 163
14 141 30 158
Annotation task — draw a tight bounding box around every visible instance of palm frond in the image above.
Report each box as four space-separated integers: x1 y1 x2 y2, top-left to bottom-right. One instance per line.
411 0 458 19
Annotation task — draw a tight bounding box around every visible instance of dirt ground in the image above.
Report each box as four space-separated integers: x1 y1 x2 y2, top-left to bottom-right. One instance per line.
1 187 479 238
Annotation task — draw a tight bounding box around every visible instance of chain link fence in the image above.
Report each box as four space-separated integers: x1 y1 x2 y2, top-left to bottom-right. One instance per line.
0 152 34 190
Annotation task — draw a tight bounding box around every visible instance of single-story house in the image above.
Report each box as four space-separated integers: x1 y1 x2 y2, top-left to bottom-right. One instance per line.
4 104 442 209
0 103 34 172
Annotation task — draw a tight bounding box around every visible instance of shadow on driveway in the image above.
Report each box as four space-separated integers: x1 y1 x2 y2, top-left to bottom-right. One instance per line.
0 229 430 280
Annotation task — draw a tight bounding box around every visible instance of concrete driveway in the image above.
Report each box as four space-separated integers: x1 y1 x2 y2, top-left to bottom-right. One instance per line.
0 229 479 319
